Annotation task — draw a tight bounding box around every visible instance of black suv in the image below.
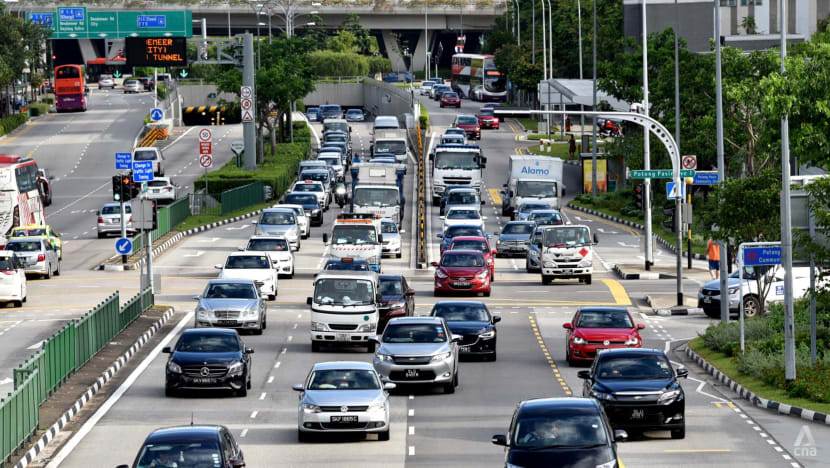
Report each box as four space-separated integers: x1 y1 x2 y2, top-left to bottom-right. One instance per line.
579 348 688 439
118 425 244 468
163 328 254 397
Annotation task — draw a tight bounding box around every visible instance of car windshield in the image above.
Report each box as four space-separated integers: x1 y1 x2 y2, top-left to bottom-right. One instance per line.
354 187 398 207
204 283 257 299
324 135 346 143
125 80 138 85
260 212 295 225
175 334 239 353
576 310 633 328
513 414 608 449
319 157 340 166
381 222 398 234
225 255 270 269
313 279 374 305
447 192 478 205
285 194 318 206
529 212 562 225
596 355 674 380
450 240 488 252
445 226 483 238
443 93 458 98
520 203 549 213
133 150 158 161
331 225 377 244
447 209 480 220
102 205 131 214
374 141 406 154
478 108 494 117
517 180 557 197
247 239 289 251
347 110 363 116
325 261 369 271
379 278 403 295
301 173 328 184
543 227 592 247
456 116 477 125
6 241 41 252
147 180 170 187
442 136 464 144
383 323 447 343
442 252 484 267
432 304 489 321
135 441 223 468
293 183 322 192
434 152 479 170
503 223 533 235
13 228 46 236
307 369 380 390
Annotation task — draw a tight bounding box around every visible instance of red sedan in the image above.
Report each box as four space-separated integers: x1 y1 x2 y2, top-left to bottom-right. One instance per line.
453 115 481 140
432 250 491 297
440 92 461 108
447 236 496 281
475 107 500 130
563 307 645 365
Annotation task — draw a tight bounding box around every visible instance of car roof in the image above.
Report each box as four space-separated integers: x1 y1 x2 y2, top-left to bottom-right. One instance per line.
248 235 289 241
346 109 363 113
455 114 477 119
326 258 369 264
262 207 295 213
273 204 304 210
7 237 44 243
313 361 375 371
517 397 602 417
447 187 477 193
432 300 487 307
102 202 130 208
285 192 319 200
447 206 479 211
505 221 535 226
387 316 444 325
445 224 484 231
300 168 329 174
144 425 226 444
206 278 256 286
529 209 561 214
378 274 405 281
181 328 238 337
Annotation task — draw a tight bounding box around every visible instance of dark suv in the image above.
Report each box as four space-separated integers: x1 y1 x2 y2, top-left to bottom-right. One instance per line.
117 425 245 468
163 328 254 397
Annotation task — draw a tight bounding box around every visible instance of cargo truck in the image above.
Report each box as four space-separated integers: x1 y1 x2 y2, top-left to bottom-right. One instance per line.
429 144 487 206
371 129 411 163
501 155 565 216
350 162 406 225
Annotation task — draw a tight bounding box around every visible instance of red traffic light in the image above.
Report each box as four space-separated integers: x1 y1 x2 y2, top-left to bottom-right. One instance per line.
51 54 56 60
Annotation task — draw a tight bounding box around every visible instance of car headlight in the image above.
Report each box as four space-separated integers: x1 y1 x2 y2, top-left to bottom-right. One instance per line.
596 461 617 468
196 307 210 319
728 287 739 294
167 361 182 373
573 336 587 344
389 301 406 310
242 307 257 318
591 389 614 401
376 353 394 362
357 322 377 332
227 361 244 375
312 209 321 215
530 250 539 257
311 321 328 331
436 270 448 279
302 403 321 413
543 262 555 268
657 389 681 405
476 270 489 279
335 186 346 195
431 351 452 362
625 336 639 346
496 239 502 244
479 330 496 339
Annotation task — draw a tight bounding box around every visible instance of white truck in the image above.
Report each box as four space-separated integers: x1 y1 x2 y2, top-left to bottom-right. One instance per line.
429 143 487 206
540 224 598 285
307 270 380 352
371 129 411 163
323 213 384 272
501 155 565 216
350 163 405 225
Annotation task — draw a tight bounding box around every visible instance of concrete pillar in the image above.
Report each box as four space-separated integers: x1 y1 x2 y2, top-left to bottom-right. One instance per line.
381 30 407 72
411 30 433 74
78 39 98 65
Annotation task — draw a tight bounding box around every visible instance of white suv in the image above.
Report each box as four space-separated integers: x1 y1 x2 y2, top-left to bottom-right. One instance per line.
133 147 165 176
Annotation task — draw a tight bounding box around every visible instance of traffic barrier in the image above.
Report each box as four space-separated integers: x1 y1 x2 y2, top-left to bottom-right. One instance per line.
415 117 427 267
136 127 163 148
221 180 265 215
2 288 153 466
131 197 190 252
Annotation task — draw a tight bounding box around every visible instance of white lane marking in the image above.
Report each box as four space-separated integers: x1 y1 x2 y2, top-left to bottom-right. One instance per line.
287 335 293 342
45 312 194 468
408 426 414 435
226 224 250 231
183 251 204 257
408 446 415 456
292 323 298 329
27 340 45 350
409 395 414 400
274 361 281 369
259 392 267 400
250 410 258 419
267 376 275 383
197 237 221 243
240 428 249 438
408 409 414 416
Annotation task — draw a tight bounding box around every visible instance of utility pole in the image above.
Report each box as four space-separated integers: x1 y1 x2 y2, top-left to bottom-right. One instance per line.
642 0 654 270
674 0 683 305
425 3 429 79
714 0 728 322
591 0 598 196
577 0 585 152
242 33 257 170
531 0 536 64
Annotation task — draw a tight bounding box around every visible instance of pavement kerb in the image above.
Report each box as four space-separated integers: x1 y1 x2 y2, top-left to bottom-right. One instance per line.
12 307 176 468
645 294 704 316
684 345 830 427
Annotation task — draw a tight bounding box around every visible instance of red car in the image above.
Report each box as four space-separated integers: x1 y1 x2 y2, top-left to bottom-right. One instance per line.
475 107 500 129
432 250 491 297
447 236 496 281
440 92 461 108
453 115 481 140
563 307 645 365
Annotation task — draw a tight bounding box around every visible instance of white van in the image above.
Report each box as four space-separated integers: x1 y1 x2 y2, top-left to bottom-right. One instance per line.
132 147 165 176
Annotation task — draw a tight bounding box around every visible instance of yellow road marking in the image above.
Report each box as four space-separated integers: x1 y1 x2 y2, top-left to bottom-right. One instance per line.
663 449 732 453
488 188 503 206
715 402 723 408
602 279 632 306
529 315 572 395
561 206 640 237
618 458 626 468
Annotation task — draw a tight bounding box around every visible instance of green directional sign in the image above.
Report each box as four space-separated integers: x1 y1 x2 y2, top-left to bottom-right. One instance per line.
37 9 192 39
630 169 695 179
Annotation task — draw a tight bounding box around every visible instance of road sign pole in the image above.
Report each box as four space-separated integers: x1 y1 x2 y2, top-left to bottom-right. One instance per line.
676 195 683 305
120 199 127 264
154 68 158 109
242 33 257 171
739 244 745 352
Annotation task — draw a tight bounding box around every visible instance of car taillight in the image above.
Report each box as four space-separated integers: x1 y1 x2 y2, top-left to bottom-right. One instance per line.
164 186 173 190
37 254 45 262
97 217 104 223
0 269 14 275
128 216 133 223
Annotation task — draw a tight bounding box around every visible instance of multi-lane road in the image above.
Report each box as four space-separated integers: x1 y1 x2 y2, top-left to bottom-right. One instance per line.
3 88 828 467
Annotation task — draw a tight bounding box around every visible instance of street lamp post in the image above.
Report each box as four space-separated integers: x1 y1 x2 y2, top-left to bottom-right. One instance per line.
577 0 584 151
591 0 598 196
641 0 654 270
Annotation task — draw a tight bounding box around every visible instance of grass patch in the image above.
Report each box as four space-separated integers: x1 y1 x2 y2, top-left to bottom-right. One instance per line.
515 118 559 133
688 336 830 415
394 82 420 88
175 200 274 232
0 113 27 137
419 102 429 128
528 143 572 159
526 133 569 141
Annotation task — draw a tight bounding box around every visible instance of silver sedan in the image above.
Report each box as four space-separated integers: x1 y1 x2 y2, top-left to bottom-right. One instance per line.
194 279 267 335
293 361 394 442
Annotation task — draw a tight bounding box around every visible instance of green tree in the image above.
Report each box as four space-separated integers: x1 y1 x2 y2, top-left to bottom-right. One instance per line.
340 13 379 55
794 177 830 294
327 30 359 54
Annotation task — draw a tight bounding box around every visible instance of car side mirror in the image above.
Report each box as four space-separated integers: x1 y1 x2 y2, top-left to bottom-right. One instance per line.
192 295 201 301
116 465 130 468
162 346 172 354
491 249 498 255
676 367 689 379
245 347 254 354
502 183 507 188
436 234 443 239
491 434 507 446
322 233 328 244
508 191 514 197
562 322 572 329
48 175 55 180
368 335 380 343
637 323 645 329
96 210 101 216
451 334 462 343
291 383 304 392
480 200 485 205
231 458 246 468
237 247 245 251
614 429 628 442
577 370 591 380
214 264 223 269
439 216 445 220
593 233 599 244
430 261 439 267
383 382 396 390
306 297 312 305
378 234 384 244
406 288 416 296
492 315 501 324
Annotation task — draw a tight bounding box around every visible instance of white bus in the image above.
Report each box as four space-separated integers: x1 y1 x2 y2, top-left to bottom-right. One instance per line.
450 53 507 102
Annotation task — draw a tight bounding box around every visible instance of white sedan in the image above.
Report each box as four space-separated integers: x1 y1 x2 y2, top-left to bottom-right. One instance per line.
241 236 295 279
0 251 26 307
215 252 279 300
442 206 485 232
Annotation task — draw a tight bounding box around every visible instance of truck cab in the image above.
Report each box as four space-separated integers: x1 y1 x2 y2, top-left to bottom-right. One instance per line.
429 144 487 206
323 213 384 272
307 270 380 352
540 225 598 285
350 163 406 225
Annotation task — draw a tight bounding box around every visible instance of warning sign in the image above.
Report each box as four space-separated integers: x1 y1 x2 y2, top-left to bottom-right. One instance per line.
242 109 254 122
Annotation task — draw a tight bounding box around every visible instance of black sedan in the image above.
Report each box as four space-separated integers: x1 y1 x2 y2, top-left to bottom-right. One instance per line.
283 192 324 226
579 348 688 439
492 397 626 468
117 425 244 468
430 301 500 360
378 274 415 333
163 328 254 397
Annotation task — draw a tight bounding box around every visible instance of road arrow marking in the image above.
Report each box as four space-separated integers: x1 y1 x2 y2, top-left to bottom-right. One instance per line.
617 242 639 248
27 340 45 350
197 237 221 243
597 228 618 234
0 378 12 386
573 216 589 222
183 251 204 257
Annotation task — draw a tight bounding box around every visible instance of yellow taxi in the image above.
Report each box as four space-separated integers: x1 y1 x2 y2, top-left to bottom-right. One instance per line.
10 225 63 260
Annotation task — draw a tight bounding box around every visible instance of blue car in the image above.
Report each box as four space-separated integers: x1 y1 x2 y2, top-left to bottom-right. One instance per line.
515 202 551 221
123 424 245 468
437 224 490 253
430 301 500 360
305 107 321 122
525 225 545 272
495 221 535 258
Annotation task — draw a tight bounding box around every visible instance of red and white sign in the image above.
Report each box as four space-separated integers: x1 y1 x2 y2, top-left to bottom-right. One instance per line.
241 98 252 111
240 86 252 99
242 109 254 122
199 141 212 154
682 155 697 170
579 247 590 257
199 154 213 168
198 128 212 142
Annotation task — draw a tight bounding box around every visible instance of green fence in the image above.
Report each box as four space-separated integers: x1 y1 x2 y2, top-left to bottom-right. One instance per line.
131 197 190 253
2 289 153 465
221 180 264 215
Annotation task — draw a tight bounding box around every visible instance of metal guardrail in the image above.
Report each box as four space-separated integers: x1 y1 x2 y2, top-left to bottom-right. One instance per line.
131 197 190 252
2 289 153 466
221 180 264 215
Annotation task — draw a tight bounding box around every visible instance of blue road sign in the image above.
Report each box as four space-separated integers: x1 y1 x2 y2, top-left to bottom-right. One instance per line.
743 246 782 266
115 152 132 170
137 15 167 28
693 172 719 185
132 161 154 182
58 7 85 21
150 108 164 122
666 182 686 200
115 238 133 255
29 13 54 26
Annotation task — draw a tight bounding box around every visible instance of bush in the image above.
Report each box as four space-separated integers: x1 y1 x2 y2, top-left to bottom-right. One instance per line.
157 83 170 100
419 102 429 128
367 56 392 75
29 102 50 117
308 50 369 77
0 113 28 137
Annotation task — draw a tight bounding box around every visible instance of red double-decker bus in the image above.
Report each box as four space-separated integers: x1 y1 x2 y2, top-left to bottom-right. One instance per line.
54 64 87 112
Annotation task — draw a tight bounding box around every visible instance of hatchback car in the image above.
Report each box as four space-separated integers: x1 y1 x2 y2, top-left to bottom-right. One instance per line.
306 106 321 122
527 209 564 226
515 201 551 221
215 252 279 300
133 146 165 176
123 79 142 93
579 348 688 439
163 328 254 397
448 236 496 280
10 224 62 260
194 279 267 334
453 115 481 140
97 203 135 238
432 250 491 296
563 307 645 365
440 92 461 108
380 218 401 258
442 206 485 232
5 237 60 278
372 316 461 393
437 224 489 254
475 107 500 129
419 81 434 95
430 301 499 360
293 361 394 442
492 398 626 468
431 84 451 100
0 251 26 307
145 177 177 203
254 208 301 250
440 133 466 145
345 108 365 122
242 236 294 278
378 274 415 333
496 221 534 257
281 193 322 228
117 425 244 468
98 74 115 89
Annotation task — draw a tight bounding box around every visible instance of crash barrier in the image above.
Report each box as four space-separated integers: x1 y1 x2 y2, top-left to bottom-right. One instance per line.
137 127 164 148
130 196 190 253
416 118 427 268
2 289 153 466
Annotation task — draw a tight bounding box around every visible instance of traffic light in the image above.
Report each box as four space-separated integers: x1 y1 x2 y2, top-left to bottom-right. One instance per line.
112 175 123 201
663 207 677 233
634 184 645 210
121 175 134 201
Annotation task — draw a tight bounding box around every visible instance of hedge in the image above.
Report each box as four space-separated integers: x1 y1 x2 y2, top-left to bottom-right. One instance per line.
419 102 429 128
368 56 392 75
0 113 28 137
308 50 369 77
29 102 50 117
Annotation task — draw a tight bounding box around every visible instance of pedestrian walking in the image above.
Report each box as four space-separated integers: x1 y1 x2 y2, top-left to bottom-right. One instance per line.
707 238 720 279
568 134 576 160
565 116 571 132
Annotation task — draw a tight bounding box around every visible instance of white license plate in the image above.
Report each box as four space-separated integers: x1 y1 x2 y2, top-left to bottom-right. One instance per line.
152 189 160 193
460 345 472 351
336 333 350 342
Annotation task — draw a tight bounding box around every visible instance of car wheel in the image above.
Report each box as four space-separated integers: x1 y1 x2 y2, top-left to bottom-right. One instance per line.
367 341 376 353
434 289 442 297
583 275 592 285
253 324 263 335
54 262 60 276
377 428 390 441
743 296 761 318
396 252 402 259
566 347 575 366
268 294 276 301
671 425 685 439
443 381 455 394
298 430 313 443
483 288 491 297
44 265 51 280
97 232 105 239
165 386 176 397
236 385 248 397
262 313 267 330
542 275 553 285
311 341 321 352
247 375 252 390
12 300 22 308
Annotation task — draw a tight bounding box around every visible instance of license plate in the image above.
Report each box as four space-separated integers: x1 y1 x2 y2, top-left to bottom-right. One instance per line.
111 218 120 223
217 320 237 326
193 378 216 384
336 333 350 342
460 345 472 352
330 415 358 423
704 296 711 304
631 409 645 419
405 369 420 378
453 281 470 287
152 189 160 193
